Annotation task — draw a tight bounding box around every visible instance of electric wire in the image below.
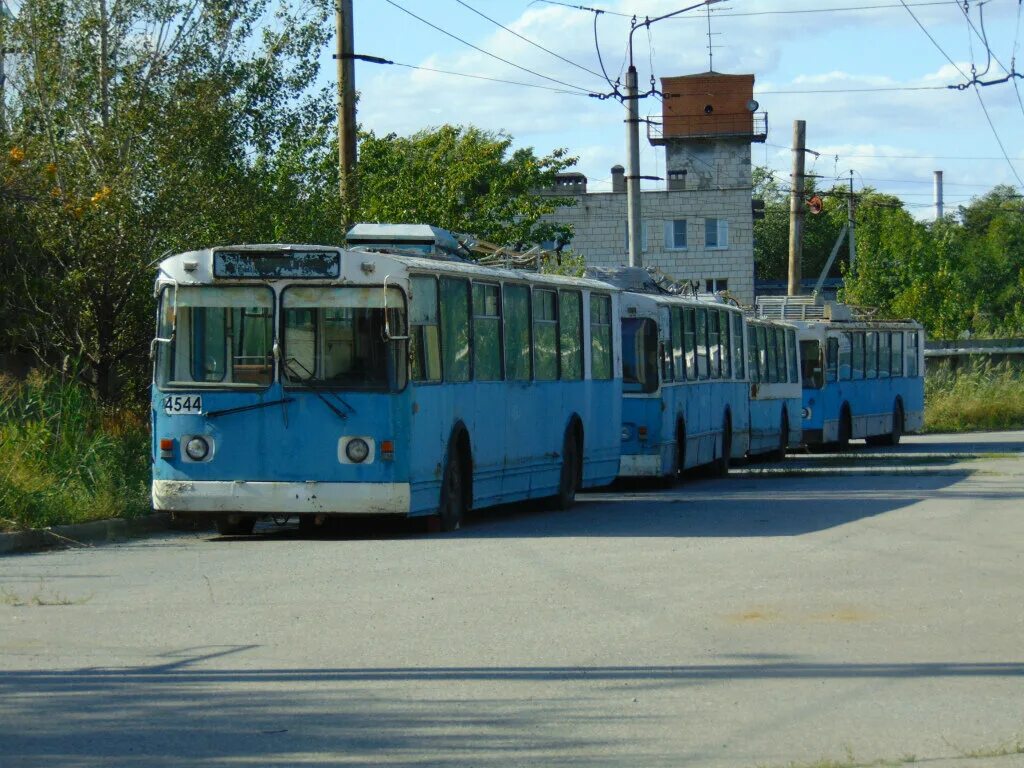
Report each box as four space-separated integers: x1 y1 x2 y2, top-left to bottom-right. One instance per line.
382 0 594 94
898 0 971 81
390 61 593 96
533 0 962 19
765 143 1024 162
452 0 606 81
970 83 1024 185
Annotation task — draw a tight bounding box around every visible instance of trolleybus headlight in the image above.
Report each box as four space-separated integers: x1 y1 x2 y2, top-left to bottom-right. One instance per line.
345 437 370 463
184 436 210 461
621 425 633 441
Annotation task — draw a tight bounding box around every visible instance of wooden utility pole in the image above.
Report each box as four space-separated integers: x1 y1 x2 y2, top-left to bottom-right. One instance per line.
787 120 806 296
336 0 357 234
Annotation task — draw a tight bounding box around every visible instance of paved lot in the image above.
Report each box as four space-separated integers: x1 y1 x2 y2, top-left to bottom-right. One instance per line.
2 432 1023 767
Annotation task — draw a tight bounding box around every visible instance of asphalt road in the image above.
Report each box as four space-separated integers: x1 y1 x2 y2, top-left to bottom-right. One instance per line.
2 432 1023 768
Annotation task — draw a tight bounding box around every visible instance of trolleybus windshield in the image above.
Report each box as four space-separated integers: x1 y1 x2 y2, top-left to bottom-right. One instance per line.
281 286 407 391
156 286 274 388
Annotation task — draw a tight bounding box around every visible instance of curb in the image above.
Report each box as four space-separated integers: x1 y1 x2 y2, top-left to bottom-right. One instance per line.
0 513 177 556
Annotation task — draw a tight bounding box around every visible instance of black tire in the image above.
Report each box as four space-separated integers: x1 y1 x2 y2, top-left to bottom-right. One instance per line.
215 515 256 536
836 407 852 451
554 430 579 510
869 401 904 447
714 414 732 477
770 410 788 462
438 450 465 532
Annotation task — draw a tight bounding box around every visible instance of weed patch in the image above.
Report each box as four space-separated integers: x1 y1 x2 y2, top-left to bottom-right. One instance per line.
0 372 150 531
925 363 1024 433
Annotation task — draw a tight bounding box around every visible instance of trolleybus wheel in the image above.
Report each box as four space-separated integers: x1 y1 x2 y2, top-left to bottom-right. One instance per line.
714 413 732 477
439 453 465 532
215 515 256 536
869 400 904 447
554 431 579 510
770 410 788 462
836 407 852 451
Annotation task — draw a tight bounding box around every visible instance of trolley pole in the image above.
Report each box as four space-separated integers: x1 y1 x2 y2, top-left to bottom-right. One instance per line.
787 120 806 296
336 0 357 234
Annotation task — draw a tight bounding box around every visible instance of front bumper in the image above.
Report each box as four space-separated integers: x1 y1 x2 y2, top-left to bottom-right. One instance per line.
152 480 411 515
618 453 663 477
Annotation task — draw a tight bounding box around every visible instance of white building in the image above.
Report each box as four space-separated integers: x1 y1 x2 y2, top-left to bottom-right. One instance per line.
541 73 766 306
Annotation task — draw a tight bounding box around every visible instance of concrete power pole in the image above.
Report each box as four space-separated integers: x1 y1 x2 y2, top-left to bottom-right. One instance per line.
848 169 856 273
787 120 806 296
336 0 357 235
625 65 642 268
934 170 944 220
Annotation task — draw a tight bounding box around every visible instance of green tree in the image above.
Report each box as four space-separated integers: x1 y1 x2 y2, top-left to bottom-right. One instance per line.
356 125 577 248
0 0 335 399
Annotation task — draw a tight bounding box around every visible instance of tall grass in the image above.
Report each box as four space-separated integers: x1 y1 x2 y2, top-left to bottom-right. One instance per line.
925 362 1024 433
0 371 150 531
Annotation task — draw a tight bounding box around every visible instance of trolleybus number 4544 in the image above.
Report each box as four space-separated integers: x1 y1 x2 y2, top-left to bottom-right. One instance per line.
163 395 202 415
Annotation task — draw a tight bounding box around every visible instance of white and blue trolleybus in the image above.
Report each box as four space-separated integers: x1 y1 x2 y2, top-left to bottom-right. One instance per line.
756 296 924 448
744 316 803 459
151 225 623 533
588 268 750 480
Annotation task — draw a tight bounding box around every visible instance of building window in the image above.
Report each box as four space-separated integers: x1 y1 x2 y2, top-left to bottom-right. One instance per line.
705 218 729 249
705 278 728 293
623 221 649 252
665 219 687 250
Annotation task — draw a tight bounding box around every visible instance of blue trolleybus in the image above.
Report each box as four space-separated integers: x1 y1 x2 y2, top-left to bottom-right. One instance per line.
745 316 803 459
587 268 750 480
151 226 623 533
756 296 924 448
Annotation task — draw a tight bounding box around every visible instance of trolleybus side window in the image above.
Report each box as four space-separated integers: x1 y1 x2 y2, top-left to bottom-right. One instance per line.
866 331 878 379
684 308 697 380
733 314 745 380
878 332 891 378
440 277 471 383
747 324 759 383
660 317 673 383
787 329 798 383
907 331 920 377
708 310 721 379
472 282 502 381
775 327 787 383
720 311 732 379
800 339 823 389
696 308 709 379
590 294 613 380
559 290 583 381
533 289 559 381
891 331 904 377
671 308 684 381
852 332 865 380
503 283 531 381
622 317 658 393
839 332 852 380
410 276 442 383
762 325 776 383
825 337 838 383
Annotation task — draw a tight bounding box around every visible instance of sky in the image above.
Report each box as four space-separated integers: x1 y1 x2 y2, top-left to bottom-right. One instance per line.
332 0 1024 218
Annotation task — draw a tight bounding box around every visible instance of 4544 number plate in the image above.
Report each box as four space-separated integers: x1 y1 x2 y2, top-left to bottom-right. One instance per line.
163 395 202 415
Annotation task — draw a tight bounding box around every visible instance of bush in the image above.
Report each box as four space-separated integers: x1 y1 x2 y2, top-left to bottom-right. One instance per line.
0 371 150 531
925 362 1024 433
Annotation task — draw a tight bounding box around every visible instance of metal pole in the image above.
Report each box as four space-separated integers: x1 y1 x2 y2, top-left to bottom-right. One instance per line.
787 120 806 296
336 0 357 234
848 169 856 273
625 64 642 268
934 170 944 220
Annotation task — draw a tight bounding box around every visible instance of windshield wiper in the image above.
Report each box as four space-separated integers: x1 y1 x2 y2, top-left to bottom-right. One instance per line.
206 398 295 419
282 358 356 421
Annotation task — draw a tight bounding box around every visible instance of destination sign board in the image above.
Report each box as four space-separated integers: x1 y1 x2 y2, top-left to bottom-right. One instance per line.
213 250 341 279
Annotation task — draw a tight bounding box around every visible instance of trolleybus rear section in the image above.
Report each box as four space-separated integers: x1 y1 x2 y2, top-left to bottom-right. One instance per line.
755 298 925 448
151 231 622 533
